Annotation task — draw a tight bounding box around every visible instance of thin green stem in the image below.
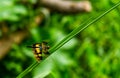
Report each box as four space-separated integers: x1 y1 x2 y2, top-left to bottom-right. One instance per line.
16 61 39 78
49 1 120 53
16 1 120 78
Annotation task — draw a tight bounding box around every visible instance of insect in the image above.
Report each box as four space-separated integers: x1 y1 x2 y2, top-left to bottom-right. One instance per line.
27 42 50 62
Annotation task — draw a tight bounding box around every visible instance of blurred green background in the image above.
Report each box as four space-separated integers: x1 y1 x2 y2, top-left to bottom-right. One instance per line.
0 0 120 78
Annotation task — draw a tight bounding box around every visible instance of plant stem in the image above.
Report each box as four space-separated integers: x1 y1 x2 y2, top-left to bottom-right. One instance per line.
49 1 120 53
16 61 39 78
16 1 120 78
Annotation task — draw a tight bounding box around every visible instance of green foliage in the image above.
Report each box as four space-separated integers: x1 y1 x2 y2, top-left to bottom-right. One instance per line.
0 0 27 21
0 0 120 78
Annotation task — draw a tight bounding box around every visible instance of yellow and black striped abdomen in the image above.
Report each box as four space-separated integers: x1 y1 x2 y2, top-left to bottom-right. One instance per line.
33 43 42 61
28 42 50 62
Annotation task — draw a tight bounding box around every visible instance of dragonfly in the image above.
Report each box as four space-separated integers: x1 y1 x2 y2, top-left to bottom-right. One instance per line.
27 42 50 62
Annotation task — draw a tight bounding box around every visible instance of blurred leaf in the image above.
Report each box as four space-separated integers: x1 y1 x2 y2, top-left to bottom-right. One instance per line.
0 0 27 21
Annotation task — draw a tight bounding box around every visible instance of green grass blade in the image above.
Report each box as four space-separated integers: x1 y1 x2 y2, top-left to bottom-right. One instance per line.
16 62 39 78
49 1 120 53
16 1 120 78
